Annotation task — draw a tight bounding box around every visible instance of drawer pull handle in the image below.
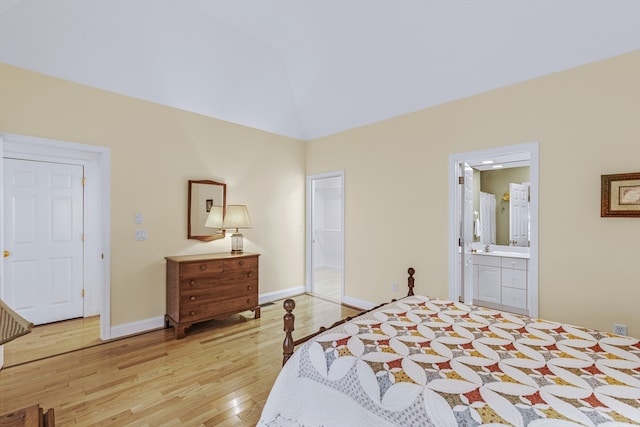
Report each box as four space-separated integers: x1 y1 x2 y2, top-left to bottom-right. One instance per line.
239 261 244 265
246 299 251 304
246 272 252 277
190 296 196 301
200 265 207 271
189 311 195 316
247 285 252 290
190 280 196 286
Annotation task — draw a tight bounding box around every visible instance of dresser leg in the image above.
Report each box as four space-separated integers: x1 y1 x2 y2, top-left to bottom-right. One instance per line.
175 324 188 339
254 306 261 319
165 315 188 339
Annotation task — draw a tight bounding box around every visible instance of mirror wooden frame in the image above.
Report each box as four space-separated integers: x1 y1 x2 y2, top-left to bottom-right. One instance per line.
188 179 227 241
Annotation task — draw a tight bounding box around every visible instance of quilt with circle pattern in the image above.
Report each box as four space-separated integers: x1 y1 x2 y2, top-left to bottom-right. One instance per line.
259 295 640 426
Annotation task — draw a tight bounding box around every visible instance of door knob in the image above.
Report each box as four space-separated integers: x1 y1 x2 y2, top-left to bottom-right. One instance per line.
3 250 9 258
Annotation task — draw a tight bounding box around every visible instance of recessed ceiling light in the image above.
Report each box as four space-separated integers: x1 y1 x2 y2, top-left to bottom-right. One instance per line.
492 164 503 169
482 160 494 165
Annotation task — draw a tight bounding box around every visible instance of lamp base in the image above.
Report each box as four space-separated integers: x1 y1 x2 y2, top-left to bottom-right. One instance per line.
230 232 244 254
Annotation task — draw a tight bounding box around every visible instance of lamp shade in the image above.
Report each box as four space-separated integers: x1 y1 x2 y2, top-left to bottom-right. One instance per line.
204 206 224 229
222 205 252 230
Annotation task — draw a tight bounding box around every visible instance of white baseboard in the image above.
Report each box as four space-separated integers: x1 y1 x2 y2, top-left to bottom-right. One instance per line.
105 288 307 341
104 286 309 340
259 286 305 305
260 287 377 311
109 315 165 340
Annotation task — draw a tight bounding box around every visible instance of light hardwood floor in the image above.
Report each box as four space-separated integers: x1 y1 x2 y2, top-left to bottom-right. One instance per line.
0 295 360 426
3 315 102 367
310 267 342 303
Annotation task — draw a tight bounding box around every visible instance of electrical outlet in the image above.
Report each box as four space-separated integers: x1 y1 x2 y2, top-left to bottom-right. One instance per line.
613 324 627 336
391 282 398 292
135 230 148 241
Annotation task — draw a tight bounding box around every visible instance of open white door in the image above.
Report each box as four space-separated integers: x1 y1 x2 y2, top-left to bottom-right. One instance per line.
452 162 474 304
462 164 474 304
307 172 344 303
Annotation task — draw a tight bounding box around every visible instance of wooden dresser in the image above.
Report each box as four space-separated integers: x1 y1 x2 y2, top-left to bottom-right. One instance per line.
165 252 260 339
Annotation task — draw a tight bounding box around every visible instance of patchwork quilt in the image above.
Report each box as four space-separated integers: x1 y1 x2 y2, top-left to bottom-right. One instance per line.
258 295 640 426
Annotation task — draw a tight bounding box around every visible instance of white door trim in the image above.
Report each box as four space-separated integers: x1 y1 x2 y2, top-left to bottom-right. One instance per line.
306 171 345 300
0 132 112 340
448 141 539 318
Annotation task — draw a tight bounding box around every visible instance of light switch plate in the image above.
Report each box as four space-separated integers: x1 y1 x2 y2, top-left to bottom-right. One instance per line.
135 213 144 224
135 230 148 241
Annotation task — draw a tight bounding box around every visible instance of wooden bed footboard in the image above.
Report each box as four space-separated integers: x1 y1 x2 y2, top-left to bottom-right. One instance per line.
282 267 415 366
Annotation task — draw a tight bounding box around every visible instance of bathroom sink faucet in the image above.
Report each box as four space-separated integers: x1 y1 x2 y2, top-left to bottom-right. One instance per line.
484 245 491 252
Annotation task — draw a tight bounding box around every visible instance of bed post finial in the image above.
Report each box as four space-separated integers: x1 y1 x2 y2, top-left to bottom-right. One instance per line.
407 267 415 296
283 299 296 366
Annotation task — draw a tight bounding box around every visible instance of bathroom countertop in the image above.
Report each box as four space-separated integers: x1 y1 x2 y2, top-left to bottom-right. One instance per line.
473 251 530 259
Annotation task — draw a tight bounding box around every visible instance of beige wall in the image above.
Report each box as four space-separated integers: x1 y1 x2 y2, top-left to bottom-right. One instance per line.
2 51 639 338
0 63 306 326
307 51 640 337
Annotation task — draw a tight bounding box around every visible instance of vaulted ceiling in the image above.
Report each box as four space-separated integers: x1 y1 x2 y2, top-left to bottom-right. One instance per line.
1 1 638 140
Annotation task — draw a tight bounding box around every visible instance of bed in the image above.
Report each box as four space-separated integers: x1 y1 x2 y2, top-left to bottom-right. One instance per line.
258 268 640 427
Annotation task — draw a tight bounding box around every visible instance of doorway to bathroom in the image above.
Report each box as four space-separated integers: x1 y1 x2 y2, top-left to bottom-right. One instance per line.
448 142 539 318
306 172 344 303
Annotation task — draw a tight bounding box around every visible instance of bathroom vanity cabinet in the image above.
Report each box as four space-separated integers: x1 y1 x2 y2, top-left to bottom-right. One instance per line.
473 253 528 315
473 255 501 306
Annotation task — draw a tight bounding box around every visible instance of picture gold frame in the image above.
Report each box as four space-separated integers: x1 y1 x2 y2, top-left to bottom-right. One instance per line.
601 172 640 217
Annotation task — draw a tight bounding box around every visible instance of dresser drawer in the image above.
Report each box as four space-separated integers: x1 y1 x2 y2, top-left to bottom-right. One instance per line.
180 270 258 293
180 269 257 291
180 259 224 278
180 281 257 305
224 257 258 271
179 294 259 322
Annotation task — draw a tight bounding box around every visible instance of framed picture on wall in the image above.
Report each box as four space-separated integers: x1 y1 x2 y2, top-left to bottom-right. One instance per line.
601 172 640 217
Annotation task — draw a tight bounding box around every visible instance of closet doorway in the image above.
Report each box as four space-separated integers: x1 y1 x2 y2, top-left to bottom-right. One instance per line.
0 132 111 342
306 172 344 303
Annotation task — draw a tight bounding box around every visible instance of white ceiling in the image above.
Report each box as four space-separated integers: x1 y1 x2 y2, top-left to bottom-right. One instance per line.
1 0 638 140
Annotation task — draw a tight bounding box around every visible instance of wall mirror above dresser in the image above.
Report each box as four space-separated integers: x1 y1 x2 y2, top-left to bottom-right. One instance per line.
188 179 226 241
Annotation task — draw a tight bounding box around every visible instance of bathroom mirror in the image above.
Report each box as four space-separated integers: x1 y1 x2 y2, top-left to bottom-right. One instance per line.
188 180 226 241
474 166 530 246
